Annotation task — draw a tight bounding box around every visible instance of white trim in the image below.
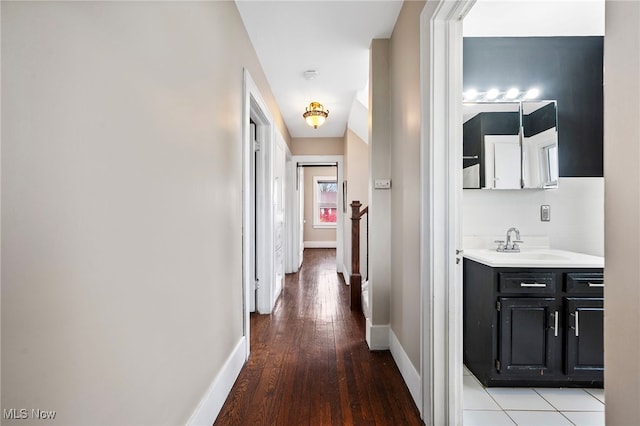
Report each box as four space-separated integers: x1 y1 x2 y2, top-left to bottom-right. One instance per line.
420 2 475 425
304 240 337 249
242 68 254 358
290 155 345 273
390 329 422 416
186 337 246 426
285 156 297 274
342 262 350 283
365 319 390 350
312 175 339 229
243 69 279 318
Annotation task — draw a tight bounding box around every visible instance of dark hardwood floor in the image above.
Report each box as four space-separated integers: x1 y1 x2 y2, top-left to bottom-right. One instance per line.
214 248 423 426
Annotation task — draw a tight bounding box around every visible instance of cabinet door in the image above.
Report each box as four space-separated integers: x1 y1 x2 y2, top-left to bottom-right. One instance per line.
498 298 560 377
566 298 604 376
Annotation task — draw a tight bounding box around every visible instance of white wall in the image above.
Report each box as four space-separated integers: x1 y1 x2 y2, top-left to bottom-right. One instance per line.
342 129 370 278
1 2 288 424
463 178 604 256
368 39 392 338
464 0 604 37
388 0 425 371
603 2 640 423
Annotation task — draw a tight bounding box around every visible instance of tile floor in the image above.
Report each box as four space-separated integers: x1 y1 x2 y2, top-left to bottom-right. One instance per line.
463 366 605 426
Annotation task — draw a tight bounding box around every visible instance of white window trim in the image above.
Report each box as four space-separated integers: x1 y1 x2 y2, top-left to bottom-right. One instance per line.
313 176 338 229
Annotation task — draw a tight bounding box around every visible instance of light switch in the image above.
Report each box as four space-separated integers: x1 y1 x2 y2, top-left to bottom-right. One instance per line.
374 179 391 189
541 205 551 222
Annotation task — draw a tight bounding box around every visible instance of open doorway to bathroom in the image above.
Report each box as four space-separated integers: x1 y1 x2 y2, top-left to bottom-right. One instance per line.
460 2 606 425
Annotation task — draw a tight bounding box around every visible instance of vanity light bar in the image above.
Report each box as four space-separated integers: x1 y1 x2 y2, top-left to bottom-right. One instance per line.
463 87 541 102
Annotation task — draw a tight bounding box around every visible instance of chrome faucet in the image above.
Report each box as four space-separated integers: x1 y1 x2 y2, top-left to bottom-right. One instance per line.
495 227 523 252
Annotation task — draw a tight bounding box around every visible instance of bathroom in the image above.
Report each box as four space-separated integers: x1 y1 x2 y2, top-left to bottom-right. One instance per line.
461 1 605 425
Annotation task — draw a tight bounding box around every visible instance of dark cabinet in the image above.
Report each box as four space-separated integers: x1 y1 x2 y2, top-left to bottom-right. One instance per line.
463 259 603 387
565 298 604 377
498 298 560 378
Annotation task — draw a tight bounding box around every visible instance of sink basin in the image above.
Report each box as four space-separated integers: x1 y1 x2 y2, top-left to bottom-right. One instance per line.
493 252 570 261
463 248 604 268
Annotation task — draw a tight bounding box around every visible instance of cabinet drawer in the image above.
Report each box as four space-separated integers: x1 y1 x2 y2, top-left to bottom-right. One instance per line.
499 272 555 293
566 272 604 294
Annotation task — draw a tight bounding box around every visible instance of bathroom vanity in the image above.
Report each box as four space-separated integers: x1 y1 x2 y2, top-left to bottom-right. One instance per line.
463 248 604 387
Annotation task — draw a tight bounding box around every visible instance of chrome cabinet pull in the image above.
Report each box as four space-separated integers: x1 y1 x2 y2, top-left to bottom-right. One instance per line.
552 311 559 337
587 282 604 288
575 311 580 337
520 282 547 288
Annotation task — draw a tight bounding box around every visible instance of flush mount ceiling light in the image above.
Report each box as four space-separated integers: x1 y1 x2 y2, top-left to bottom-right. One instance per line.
303 101 329 129
303 70 319 80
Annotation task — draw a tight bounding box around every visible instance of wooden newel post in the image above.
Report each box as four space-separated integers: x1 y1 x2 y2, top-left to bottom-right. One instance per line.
350 200 363 311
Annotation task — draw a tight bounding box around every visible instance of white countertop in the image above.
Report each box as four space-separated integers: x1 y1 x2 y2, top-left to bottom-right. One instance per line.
464 248 604 268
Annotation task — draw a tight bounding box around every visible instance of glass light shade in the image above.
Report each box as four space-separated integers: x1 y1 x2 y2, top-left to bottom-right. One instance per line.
303 101 329 129
305 114 326 128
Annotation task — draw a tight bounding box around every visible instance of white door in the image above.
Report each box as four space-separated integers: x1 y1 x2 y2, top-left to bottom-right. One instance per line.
249 122 258 312
273 140 286 299
484 135 521 189
298 167 304 268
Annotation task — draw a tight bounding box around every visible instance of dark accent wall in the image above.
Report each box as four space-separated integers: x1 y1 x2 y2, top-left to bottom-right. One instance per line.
463 37 603 177
524 102 557 137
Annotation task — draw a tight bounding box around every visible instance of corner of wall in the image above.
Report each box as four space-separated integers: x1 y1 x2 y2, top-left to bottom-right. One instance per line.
365 318 390 350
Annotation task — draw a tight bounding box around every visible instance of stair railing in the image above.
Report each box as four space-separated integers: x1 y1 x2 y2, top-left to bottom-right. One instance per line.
350 200 368 311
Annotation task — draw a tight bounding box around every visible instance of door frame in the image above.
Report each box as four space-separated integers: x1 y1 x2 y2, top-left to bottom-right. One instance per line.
242 69 275 357
419 1 475 424
288 155 344 274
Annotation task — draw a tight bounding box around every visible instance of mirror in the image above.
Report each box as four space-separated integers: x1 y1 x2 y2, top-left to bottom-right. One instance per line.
462 100 558 189
522 100 558 188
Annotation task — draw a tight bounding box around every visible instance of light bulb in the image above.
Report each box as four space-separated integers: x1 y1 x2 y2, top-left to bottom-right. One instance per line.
486 88 499 100
506 88 520 99
525 88 540 99
464 89 478 101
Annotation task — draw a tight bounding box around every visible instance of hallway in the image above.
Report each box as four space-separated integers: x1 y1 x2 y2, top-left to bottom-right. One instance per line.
215 249 423 425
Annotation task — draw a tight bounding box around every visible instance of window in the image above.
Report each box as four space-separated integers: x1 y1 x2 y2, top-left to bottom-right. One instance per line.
543 144 559 186
313 176 338 228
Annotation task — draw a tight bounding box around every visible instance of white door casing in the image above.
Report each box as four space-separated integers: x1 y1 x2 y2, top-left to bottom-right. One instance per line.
420 1 475 425
288 155 344 274
298 166 304 269
285 160 305 272
243 69 291 360
285 155 297 274
273 132 289 300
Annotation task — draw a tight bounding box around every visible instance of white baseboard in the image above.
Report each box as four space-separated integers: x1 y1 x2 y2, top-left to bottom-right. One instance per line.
187 337 246 426
389 329 422 415
365 318 390 350
342 263 350 284
304 240 337 248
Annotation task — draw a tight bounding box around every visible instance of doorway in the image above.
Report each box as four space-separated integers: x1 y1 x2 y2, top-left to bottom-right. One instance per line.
289 155 345 276
421 1 606 424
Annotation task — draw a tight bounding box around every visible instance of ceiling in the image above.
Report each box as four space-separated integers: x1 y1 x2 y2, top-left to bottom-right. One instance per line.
236 0 403 139
236 0 604 140
464 0 604 37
